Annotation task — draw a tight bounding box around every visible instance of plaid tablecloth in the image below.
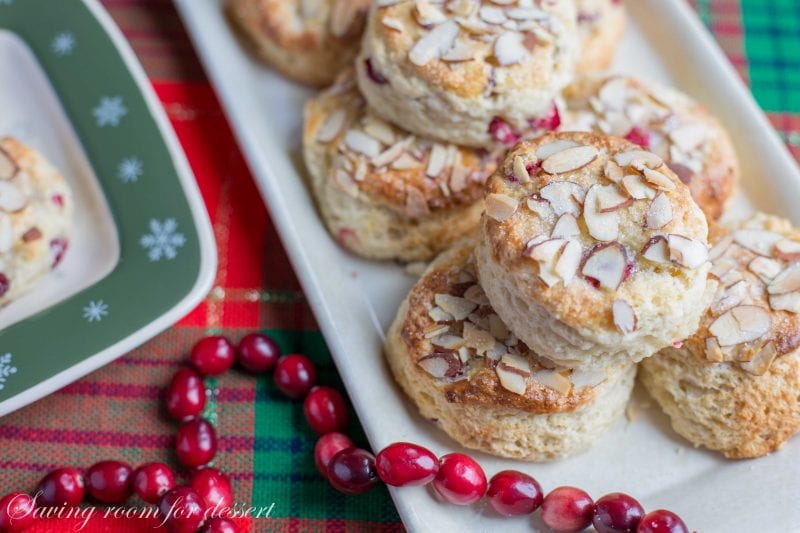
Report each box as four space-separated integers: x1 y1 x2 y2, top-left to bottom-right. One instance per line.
0 1 798 532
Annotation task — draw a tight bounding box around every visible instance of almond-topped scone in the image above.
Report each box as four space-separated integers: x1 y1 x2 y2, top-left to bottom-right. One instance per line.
227 0 370 86
385 239 636 460
575 0 626 73
562 74 739 220
356 0 578 148
0 137 73 307
475 132 711 370
640 213 800 459
304 71 500 262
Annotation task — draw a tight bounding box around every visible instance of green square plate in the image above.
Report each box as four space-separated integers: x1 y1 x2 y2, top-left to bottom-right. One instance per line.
0 0 216 415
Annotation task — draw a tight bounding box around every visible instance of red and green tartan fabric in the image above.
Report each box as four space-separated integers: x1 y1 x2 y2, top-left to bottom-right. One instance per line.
0 1 798 531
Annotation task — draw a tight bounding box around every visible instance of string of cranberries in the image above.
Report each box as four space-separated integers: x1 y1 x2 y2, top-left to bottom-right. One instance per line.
0 333 691 533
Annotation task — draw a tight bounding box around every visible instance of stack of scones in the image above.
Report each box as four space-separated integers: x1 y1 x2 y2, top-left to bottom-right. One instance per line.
230 0 800 461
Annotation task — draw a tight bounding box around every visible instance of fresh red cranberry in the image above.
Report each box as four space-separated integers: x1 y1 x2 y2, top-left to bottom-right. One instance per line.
133 462 176 504
637 510 688 533
486 470 543 516
541 486 594 532
52 193 64 207
375 442 438 487
165 367 207 421
85 460 133 504
432 453 487 506
36 467 85 507
303 386 348 435
201 517 240 533
176 418 218 468
529 103 561 132
158 487 207 533
594 492 645 533
49 237 68 267
625 126 651 149
327 448 379 495
190 336 235 376
0 492 36 532
190 468 233 510
364 58 388 85
236 333 280 373
0 274 9 298
488 117 521 145
274 354 317 399
314 432 354 478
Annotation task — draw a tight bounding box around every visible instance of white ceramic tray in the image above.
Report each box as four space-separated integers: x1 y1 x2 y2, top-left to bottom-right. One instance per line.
175 1 800 531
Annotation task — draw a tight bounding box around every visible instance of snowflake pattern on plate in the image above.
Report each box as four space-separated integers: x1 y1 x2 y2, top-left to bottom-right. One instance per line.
92 96 128 127
82 300 109 323
140 218 186 262
0 353 17 391
51 32 76 56
117 156 143 183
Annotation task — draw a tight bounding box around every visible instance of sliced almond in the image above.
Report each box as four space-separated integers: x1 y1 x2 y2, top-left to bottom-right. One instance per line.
669 123 708 152
584 185 619 242
428 306 453 322
426 143 448 177
418 352 463 379
463 322 496 352
372 141 405 167
535 139 579 160
494 31 526 65
539 182 585 217
749 256 783 284
527 238 566 262
769 292 800 313
646 193 673 229
485 193 518 221
708 235 734 261
582 242 629 290
709 305 771 346
526 195 554 219
621 174 656 200
496 354 530 395
739 341 778 376
732 229 783 257
513 155 530 184
414 0 447 26
333 170 359 197
530 369 571 395
555 240 581 283
0 181 26 213
711 279 748 314
604 160 623 183
614 150 663 169
597 184 632 212
774 239 800 261
642 167 676 191
316 110 346 143
363 115 396 145
642 236 670 264
667 234 708 269
431 334 466 350
768 263 800 295
705 336 725 362
542 146 598 174
344 129 381 158
409 20 459 66
551 214 580 239
612 299 638 334
434 293 477 320
710 257 736 279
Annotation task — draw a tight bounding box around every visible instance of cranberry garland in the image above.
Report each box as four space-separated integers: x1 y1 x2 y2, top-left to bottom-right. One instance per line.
0 334 690 533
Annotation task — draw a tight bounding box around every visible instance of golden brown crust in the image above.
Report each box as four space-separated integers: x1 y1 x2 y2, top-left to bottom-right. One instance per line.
227 0 369 86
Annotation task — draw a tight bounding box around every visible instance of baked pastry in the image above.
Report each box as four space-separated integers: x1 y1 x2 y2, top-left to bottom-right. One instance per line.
476 132 711 370
385 239 636 461
562 74 739 220
303 71 500 262
226 0 370 87
640 213 800 459
356 0 578 148
575 0 626 73
0 137 73 306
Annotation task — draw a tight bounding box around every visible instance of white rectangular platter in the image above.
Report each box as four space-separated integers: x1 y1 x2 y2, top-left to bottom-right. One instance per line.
175 1 800 531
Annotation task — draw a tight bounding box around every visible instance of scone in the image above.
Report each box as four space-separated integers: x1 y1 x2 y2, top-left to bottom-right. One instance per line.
226 0 370 86
640 213 800 459
575 0 626 73
385 239 636 461
0 137 73 306
303 71 500 262
356 0 578 148
476 132 711 370
562 74 739 220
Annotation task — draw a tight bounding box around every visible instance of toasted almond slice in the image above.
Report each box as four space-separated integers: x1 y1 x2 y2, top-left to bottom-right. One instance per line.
739 341 778 376
775 239 800 261
555 240 581 283
431 334 466 350
749 256 783 284
642 236 670 264
527 238 566 262
344 129 381 158
513 155 530 184
769 292 800 313
434 293 477 320
539 182 585 216
494 31 526 65
551 214 580 239
711 279 748 314
426 143 448 177
497 355 530 395
705 336 725 362
668 234 708 269
409 20 459 66
542 146 599 174
709 305 771 346
0 215 11 254
418 352 463 378
710 257 735 279
479 5 507 24
423 323 450 339
372 142 405 167
621 174 656 200
708 234 734 261
428 306 453 322
414 0 447 26
642 168 676 191
768 263 800 295
604 160 623 183
486 193 519 221
615 149 663 169
316 110 346 143
526 195 554 219
732 229 783 257
381 16 404 31
646 193 673 229
613 299 637 334
531 369 572 395
535 139 579 160
463 322 496 352
363 115 395 145
584 185 619 242
582 242 629 290
597 183 632 212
